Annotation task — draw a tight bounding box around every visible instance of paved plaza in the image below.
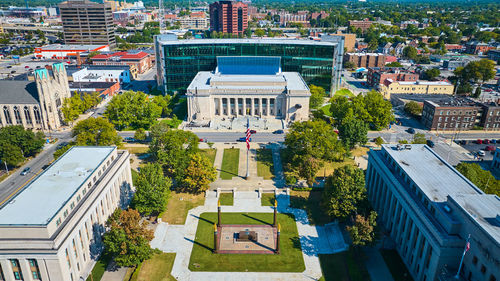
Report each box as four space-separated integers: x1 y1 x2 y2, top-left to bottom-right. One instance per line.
150 190 348 281
218 224 276 254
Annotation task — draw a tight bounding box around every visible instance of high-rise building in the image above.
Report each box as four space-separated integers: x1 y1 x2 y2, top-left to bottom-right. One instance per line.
59 0 116 47
209 0 248 35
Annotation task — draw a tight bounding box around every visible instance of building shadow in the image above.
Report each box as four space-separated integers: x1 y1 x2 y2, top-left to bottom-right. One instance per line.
184 237 213 252
191 214 214 225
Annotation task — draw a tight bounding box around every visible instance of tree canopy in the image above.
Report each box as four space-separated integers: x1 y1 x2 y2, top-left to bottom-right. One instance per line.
103 209 154 267
404 101 423 117
72 118 121 146
456 163 499 196
309 85 325 109
181 153 217 193
0 126 45 167
403 46 418 60
132 163 172 216
347 211 377 247
338 115 368 149
62 92 101 124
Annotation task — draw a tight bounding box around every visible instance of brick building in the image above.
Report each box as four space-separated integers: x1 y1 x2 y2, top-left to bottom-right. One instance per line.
348 19 373 32
465 42 496 55
380 80 454 100
91 51 153 74
367 67 419 88
421 99 480 130
209 0 248 35
344 53 386 68
332 32 356 52
479 102 500 130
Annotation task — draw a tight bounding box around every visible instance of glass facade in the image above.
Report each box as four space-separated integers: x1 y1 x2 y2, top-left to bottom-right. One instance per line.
156 40 340 94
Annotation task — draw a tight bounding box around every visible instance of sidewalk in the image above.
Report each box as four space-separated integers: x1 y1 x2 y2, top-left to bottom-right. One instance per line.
363 245 395 281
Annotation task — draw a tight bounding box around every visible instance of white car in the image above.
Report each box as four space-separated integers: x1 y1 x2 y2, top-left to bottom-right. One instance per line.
478 150 486 157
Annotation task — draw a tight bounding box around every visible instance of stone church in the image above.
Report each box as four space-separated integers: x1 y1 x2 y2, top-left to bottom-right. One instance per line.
0 63 71 130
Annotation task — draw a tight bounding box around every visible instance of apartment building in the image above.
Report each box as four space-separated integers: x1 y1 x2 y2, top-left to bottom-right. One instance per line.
379 80 454 100
344 53 386 68
367 67 419 88
209 0 248 35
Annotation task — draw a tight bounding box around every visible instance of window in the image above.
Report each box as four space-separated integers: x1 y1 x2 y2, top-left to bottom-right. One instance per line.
10 259 22 280
3 106 12 124
64 209 69 218
13 106 21 124
24 106 32 124
70 202 75 209
56 218 62 226
28 259 41 280
66 249 71 268
33 106 42 124
77 195 81 202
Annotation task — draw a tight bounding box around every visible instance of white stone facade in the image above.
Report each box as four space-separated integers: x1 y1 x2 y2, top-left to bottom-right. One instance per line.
0 147 134 281
186 71 311 124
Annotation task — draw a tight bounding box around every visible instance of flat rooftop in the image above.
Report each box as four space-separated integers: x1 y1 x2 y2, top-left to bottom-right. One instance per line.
187 71 309 92
156 37 338 46
397 81 452 86
37 44 107 51
381 144 482 203
0 146 115 226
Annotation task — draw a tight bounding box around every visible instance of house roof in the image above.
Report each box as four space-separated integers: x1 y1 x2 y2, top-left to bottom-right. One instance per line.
0 81 39 104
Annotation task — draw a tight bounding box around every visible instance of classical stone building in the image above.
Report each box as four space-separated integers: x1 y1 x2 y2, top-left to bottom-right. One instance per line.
0 63 70 130
186 57 311 124
0 146 133 281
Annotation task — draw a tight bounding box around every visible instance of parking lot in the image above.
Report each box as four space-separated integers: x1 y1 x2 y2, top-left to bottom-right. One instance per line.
455 139 498 161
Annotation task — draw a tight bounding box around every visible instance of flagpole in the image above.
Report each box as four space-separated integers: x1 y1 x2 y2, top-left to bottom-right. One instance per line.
455 234 470 279
246 117 250 180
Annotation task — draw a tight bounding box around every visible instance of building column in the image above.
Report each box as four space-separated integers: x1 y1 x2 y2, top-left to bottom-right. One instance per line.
266 98 270 117
218 98 223 116
0 259 15 281
19 259 34 281
38 259 50 281
243 99 247 116
258 98 263 117
412 233 424 273
274 98 278 117
235 98 239 117
251 98 255 116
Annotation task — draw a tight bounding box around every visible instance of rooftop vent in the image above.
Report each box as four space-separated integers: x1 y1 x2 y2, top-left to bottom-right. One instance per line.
404 144 412 150
444 204 451 213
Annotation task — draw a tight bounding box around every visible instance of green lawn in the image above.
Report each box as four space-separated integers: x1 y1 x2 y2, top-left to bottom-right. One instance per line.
256 149 274 179
199 149 217 166
86 254 111 281
334 88 354 98
380 249 414 281
319 248 371 281
131 252 176 281
220 148 240 180
188 212 305 272
219 193 234 205
290 190 331 225
261 193 276 206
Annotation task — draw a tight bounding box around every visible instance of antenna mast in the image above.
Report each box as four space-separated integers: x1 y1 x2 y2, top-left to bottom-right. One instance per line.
159 0 164 33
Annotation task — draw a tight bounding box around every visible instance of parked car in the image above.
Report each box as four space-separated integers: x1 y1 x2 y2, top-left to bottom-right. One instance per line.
124 137 135 142
273 130 284 134
426 140 435 148
484 139 490 144
237 137 251 142
407 128 415 134
199 138 204 142
24 65 29 68
485 145 496 151
249 130 257 134
20 167 31 176
6 65 12 68
478 150 486 157
459 140 467 145
492 139 497 144
476 139 483 144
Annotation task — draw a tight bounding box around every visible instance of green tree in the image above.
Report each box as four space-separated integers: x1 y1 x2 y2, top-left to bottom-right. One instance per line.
72 118 121 146
338 115 368 149
322 165 366 221
182 153 217 193
364 90 394 130
473 86 482 98
0 125 45 157
456 163 499 196
0 143 25 167
149 129 199 182
385 61 403 67
412 133 427 144
375 136 384 146
134 128 147 141
403 46 418 60
404 101 423 116
131 163 172 215
309 85 325 109
347 211 377 246
104 91 162 130
152 95 172 117
62 95 83 124
344 61 356 69
423 68 440 80
103 209 154 267
255 29 266 37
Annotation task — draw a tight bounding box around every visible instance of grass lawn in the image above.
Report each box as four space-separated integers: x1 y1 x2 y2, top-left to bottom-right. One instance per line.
290 190 330 225
86 254 111 281
261 193 276 206
161 192 206 224
319 248 371 281
189 212 305 272
219 193 234 205
334 88 354 98
123 145 149 155
380 249 414 281
220 148 240 180
199 149 216 166
132 253 176 281
256 149 274 179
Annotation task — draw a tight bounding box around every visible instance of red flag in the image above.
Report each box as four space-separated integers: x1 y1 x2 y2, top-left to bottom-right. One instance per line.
465 241 470 253
246 129 251 150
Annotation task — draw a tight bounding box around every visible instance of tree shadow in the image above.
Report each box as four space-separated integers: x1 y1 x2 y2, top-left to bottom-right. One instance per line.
184 237 213 252
291 235 319 257
242 214 271 225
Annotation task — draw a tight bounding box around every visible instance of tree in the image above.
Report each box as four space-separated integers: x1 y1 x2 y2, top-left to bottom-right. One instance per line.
456 163 499 196
134 128 147 141
255 29 265 37
402 46 418 60
149 129 199 182
412 133 427 144
72 118 121 146
364 90 394 130
344 61 356 69
309 85 325 109
338 115 368 149
347 211 377 246
0 125 45 157
404 101 423 117
322 165 366 221
385 61 403 67
0 143 25 167
182 153 217 193
152 95 172 117
475 59 496 84
132 164 171 215
473 86 482 98
375 136 384 146
103 209 154 267
423 68 440 80
104 91 162 130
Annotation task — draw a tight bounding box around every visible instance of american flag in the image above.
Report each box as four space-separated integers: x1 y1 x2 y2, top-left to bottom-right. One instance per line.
465 241 470 253
246 128 251 150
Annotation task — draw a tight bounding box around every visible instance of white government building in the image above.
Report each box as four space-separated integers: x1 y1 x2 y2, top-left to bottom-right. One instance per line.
0 146 133 281
186 56 311 126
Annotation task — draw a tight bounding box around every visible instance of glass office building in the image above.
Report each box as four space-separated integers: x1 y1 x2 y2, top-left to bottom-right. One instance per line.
155 37 344 94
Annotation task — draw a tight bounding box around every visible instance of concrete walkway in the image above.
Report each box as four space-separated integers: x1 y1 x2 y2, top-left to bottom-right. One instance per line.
100 261 129 281
363 245 395 281
150 190 348 280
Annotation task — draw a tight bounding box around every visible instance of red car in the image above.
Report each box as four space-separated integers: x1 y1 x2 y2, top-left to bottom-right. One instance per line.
249 130 257 134
484 139 490 144
476 139 483 144
24 65 29 68
485 145 496 151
